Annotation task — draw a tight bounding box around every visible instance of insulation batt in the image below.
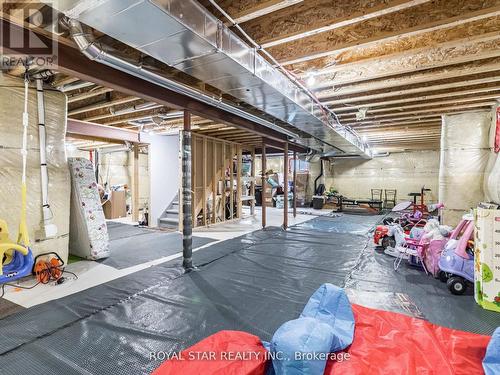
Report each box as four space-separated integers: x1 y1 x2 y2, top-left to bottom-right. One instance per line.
323 151 440 202
483 104 500 203
68 149 150 209
0 74 70 262
439 111 491 226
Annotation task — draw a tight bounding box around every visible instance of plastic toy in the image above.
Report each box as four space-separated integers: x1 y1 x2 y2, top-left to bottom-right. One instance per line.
374 201 444 249
438 216 475 295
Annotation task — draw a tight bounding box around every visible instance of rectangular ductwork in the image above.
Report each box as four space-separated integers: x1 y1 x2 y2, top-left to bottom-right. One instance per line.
52 0 371 157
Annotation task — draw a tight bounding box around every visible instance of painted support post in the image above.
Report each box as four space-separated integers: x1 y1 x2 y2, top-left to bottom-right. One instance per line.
293 150 297 218
283 142 289 230
262 142 267 228
182 110 194 270
132 143 140 222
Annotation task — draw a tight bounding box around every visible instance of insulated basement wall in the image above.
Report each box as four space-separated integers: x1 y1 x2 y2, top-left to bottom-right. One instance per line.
98 151 149 210
439 110 491 226
0 75 70 262
483 103 500 203
312 151 440 203
67 149 150 212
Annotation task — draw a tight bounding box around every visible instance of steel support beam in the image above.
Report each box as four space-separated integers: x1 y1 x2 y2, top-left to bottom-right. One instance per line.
283 142 289 230
293 150 297 218
66 119 142 143
182 110 194 270
0 18 303 145
132 144 140 222
261 142 267 229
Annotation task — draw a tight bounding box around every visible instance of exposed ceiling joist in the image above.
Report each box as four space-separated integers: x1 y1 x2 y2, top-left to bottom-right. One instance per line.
335 93 500 115
98 107 168 126
343 106 493 125
317 60 500 99
68 95 139 116
340 101 496 119
310 33 500 88
274 1 500 66
324 79 500 106
66 87 114 103
242 0 431 47
346 114 441 126
232 0 304 23
365 124 442 132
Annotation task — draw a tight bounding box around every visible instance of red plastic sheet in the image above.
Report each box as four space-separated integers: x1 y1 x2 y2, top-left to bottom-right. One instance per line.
151 330 268 375
151 305 490 375
326 304 490 375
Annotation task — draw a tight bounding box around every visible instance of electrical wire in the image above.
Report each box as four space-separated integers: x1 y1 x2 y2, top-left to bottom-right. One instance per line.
0 269 78 299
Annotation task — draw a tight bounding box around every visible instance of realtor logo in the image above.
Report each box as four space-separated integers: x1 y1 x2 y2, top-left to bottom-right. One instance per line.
0 1 58 69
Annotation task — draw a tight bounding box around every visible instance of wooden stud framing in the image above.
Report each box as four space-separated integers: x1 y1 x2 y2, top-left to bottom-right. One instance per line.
237 145 243 218
250 146 256 216
191 134 196 226
212 140 217 224
132 143 140 222
202 137 207 226
222 143 227 223
230 144 235 220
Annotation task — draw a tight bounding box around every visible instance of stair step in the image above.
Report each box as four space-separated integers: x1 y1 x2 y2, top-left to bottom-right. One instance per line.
159 217 179 226
166 209 179 215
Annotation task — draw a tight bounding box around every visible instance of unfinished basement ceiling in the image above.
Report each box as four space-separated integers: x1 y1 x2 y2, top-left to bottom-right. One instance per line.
198 0 500 152
43 0 370 157
4 0 499 154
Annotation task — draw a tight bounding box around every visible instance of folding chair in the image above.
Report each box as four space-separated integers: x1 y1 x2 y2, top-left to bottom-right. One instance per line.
384 189 397 209
371 189 383 202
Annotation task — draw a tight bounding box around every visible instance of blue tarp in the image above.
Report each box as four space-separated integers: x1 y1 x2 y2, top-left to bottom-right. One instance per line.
269 284 355 375
483 327 500 375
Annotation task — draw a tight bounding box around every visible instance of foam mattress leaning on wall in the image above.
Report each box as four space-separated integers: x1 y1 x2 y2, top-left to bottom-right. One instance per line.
0 74 70 262
439 111 491 226
68 157 110 260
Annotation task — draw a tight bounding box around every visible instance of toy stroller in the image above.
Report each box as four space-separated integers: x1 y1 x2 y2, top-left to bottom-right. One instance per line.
438 216 475 295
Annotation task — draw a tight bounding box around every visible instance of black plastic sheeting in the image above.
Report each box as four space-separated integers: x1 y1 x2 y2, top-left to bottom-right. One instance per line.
0 214 499 375
106 221 155 241
346 244 500 334
101 226 216 269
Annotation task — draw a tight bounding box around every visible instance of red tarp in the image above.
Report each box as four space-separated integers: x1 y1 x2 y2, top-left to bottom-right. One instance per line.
152 304 490 375
326 304 490 375
151 330 268 375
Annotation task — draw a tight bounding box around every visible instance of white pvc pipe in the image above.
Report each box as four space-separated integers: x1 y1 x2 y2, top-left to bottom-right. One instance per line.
36 78 58 238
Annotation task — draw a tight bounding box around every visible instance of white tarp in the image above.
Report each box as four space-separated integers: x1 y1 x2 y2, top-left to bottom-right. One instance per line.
439 111 491 225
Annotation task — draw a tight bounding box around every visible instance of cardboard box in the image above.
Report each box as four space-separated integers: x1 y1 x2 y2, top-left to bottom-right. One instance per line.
103 190 127 219
474 208 500 312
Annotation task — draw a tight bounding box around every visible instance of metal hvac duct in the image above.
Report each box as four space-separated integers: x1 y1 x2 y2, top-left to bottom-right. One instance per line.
53 0 371 157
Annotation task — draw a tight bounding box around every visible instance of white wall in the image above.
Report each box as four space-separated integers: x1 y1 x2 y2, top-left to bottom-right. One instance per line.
149 133 180 226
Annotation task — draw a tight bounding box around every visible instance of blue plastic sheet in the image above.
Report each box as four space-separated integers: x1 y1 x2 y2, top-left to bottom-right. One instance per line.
270 284 355 374
483 327 500 375
301 284 355 352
